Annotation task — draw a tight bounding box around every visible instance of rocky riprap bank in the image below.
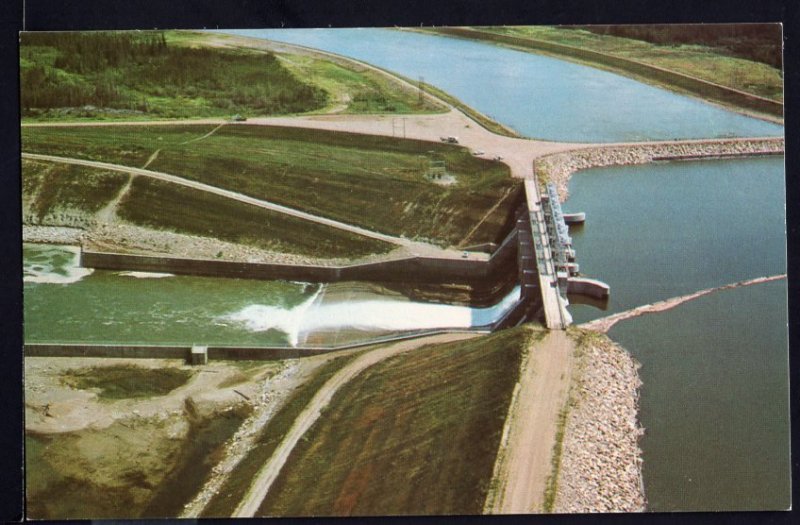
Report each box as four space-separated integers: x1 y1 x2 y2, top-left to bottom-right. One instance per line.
554 333 646 513
537 137 784 201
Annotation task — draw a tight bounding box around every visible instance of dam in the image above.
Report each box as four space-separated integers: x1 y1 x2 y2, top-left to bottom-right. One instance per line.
75 173 608 335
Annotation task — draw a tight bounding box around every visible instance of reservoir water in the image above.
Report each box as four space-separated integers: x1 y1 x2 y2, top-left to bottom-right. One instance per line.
564 155 789 510
218 28 783 143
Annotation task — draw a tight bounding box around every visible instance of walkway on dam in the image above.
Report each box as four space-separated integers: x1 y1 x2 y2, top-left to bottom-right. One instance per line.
22 152 486 262
522 179 571 330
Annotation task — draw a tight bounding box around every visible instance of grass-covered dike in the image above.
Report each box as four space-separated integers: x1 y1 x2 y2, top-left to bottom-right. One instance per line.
256 327 532 516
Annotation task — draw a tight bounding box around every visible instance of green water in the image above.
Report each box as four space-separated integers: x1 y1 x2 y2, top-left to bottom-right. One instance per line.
23 244 313 346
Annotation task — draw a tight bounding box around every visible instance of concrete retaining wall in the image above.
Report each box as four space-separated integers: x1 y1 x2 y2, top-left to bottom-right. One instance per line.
81 226 520 286
24 328 490 361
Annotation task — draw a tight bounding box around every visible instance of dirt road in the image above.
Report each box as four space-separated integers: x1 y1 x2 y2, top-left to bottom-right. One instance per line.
233 332 480 518
484 329 575 514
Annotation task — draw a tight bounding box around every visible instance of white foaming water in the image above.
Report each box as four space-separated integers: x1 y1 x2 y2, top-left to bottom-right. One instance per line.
23 245 94 285
218 286 324 346
117 271 175 279
221 285 522 346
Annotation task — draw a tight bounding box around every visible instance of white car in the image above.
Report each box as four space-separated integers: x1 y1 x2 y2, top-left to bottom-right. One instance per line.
473 150 485 156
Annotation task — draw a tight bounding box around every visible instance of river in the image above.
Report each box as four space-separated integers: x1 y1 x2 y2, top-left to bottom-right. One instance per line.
212 28 789 511
564 155 789 511
218 28 783 143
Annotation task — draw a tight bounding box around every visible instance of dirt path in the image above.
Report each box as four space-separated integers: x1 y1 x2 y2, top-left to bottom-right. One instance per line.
485 329 575 514
233 332 480 518
581 274 787 333
22 152 405 248
23 152 489 261
180 123 227 145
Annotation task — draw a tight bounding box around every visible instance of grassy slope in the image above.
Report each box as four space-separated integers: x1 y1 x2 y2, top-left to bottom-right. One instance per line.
486 26 782 102
21 158 392 258
201 352 362 517
22 159 129 222
117 178 392 258
180 31 446 116
256 327 538 516
22 125 516 246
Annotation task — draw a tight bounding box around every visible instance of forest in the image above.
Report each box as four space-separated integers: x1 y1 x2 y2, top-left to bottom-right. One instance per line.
20 31 327 118
575 24 783 69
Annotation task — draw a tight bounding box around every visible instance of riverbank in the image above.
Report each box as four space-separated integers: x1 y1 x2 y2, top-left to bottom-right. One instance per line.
537 137 784 201
554 330 645 512
419 27 783 123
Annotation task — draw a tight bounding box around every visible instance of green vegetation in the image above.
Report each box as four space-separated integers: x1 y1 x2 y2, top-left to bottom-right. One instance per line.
578 24 782 68
202 352 362 517
543 404 570 512
23 124 516 246
273 51 442 115
428 26 783 117
257 328 533 516
22 159 129 222
141 408 250 518
117 178 393 258
61 365 193 400
21 156 391 258
20 31 327 119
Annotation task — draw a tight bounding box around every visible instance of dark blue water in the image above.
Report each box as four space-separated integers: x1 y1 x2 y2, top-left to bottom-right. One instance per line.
219 28 783 142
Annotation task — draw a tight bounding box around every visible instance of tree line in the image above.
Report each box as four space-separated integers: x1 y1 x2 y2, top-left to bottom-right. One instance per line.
20 31 327 116
574 24 782 69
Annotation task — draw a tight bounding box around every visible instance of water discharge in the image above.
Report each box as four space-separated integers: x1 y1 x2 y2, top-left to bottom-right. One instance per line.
25 245 520 347
23 245 93 285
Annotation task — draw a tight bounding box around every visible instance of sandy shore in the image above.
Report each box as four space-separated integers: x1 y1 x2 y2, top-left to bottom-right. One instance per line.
554 332 645 513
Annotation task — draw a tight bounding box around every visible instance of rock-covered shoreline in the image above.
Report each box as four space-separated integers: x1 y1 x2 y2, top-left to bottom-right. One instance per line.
554 332 646 513
23 221 402 267
537 137 784 201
